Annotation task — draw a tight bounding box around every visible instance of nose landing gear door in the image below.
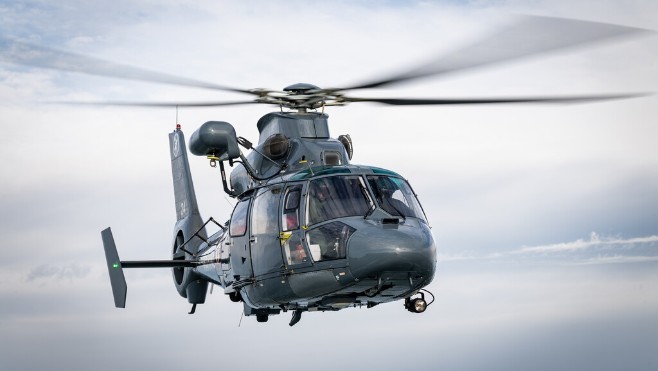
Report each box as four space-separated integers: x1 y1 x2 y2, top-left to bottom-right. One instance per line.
281 184 312 269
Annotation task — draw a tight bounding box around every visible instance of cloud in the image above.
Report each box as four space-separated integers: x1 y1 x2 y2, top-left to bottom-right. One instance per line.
577 255 658 265
517 231 658 253
439 232 658 265
25 263 90 282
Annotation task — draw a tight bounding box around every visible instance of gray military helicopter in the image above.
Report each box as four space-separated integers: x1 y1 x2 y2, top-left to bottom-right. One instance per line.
1 15 648 325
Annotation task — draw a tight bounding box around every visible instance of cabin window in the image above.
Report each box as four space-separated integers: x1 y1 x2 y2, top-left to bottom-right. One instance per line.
366 176 427 221
306 221 354 261
307 176 371 225
323 151 341 166
251 187 282 235
229 198 250 237
282 185 302 231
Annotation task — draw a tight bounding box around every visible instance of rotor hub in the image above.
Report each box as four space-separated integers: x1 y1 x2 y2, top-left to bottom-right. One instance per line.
250 83 347 111
283 83 320 94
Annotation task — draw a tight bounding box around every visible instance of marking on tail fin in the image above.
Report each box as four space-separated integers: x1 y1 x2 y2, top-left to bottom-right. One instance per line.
179 200 188 219
172 133 180 157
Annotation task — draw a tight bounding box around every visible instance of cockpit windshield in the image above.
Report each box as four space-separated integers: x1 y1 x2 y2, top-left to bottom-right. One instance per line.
367 175 427 221
307 176 372 225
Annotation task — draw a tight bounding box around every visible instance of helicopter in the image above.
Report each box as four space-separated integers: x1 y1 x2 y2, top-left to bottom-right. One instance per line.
1 15 649 326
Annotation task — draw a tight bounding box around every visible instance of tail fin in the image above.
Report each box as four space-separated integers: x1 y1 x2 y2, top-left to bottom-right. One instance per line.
169 127 209 304
169 127 208 249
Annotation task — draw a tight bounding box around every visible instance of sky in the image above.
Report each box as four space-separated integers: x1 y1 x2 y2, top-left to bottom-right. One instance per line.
0 1 657 370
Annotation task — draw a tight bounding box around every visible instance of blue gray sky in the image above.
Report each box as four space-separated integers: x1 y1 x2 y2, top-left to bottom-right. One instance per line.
1 1 657 370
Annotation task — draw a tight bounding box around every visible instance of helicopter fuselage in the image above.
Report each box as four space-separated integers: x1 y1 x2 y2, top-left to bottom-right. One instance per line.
185 111 437 319
194 164 437 317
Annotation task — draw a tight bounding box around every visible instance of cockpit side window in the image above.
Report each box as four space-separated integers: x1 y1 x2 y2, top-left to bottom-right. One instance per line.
307 176 371 225
229 198 250 237
282 185 302 231
367 176 427 221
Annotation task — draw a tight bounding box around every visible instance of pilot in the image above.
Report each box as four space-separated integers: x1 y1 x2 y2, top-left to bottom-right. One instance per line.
285 212 299 230
322 239 339 259
376 177 414 218
378 183 413 218
291 243 307 264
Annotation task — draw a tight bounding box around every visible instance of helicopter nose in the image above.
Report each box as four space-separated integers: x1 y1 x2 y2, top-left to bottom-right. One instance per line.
347 219 436 283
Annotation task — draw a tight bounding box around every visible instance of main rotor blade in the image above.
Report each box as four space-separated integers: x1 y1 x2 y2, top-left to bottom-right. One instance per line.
340 15 649 91
344 93 649 105
0 38 252 95
56 100 258 108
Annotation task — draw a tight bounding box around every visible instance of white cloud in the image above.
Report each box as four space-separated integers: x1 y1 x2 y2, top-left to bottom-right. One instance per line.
577 255 658 265
518 232 658 253
25 263 90 282
438 232 658 265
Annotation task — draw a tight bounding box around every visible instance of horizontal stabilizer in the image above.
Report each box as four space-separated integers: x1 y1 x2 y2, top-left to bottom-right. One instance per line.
101 228 127 308
119 260 219 268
